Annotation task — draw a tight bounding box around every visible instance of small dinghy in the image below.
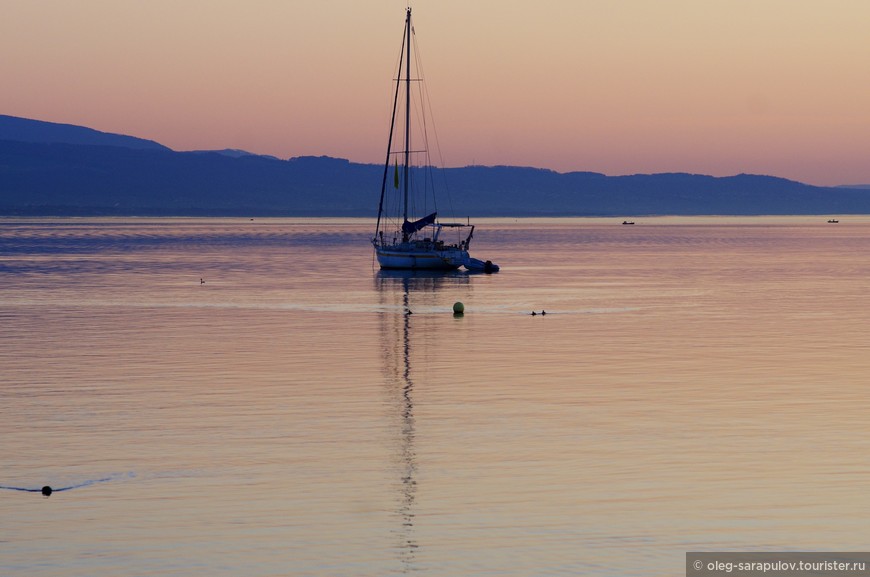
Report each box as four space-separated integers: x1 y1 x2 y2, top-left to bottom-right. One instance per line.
464 257 499 273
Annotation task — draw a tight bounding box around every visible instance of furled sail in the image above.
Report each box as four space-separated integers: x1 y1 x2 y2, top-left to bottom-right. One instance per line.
402 212 437 236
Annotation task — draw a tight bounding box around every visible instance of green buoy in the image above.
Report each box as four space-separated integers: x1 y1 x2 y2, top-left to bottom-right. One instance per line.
453 301 465 314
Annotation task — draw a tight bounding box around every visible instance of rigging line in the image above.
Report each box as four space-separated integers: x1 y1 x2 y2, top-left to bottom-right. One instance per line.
412 39 435 217
375 11 410 240
405 30 435 219
411 22 457 221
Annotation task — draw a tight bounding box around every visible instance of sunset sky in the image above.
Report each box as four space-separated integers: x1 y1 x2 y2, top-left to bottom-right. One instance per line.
2 0 869 186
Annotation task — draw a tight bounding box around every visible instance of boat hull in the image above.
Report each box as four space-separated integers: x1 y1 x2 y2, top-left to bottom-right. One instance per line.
375 247 468 270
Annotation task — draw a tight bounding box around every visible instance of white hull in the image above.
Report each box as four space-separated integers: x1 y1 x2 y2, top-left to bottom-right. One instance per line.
376 246 468 270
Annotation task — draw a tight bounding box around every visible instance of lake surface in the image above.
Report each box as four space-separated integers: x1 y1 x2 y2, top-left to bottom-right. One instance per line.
3 216 870 576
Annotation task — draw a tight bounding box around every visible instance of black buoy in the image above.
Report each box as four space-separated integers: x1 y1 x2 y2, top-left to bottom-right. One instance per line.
41 486 52 496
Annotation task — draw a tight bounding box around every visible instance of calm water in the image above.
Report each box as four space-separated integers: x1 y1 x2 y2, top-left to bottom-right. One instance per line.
3 216 870 576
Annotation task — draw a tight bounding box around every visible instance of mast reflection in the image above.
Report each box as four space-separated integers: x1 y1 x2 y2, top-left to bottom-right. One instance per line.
375 270 469 572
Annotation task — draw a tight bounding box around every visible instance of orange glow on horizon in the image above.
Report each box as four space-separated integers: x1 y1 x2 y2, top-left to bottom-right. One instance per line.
2 0 869 186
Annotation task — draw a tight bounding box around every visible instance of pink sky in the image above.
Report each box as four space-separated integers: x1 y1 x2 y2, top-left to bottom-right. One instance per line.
2 0 869 186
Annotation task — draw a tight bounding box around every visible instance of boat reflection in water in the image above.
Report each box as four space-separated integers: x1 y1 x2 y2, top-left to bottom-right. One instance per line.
375 270 470 571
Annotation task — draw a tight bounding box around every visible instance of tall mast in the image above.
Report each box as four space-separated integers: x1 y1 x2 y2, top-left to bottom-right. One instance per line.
374 8 408 241
402 7 412 241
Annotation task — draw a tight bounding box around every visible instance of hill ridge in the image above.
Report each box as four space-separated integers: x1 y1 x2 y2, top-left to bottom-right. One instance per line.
1 115 868 216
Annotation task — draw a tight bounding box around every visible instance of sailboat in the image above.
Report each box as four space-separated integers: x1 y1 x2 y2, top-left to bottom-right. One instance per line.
372 8 498 273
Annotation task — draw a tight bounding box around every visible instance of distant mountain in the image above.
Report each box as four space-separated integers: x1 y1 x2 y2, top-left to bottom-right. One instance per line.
2 115 870 216
188 148 280 160
0 114 170 151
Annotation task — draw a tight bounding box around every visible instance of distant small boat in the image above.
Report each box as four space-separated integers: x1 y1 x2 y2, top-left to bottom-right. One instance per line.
827 219 839 223
622 220 635 225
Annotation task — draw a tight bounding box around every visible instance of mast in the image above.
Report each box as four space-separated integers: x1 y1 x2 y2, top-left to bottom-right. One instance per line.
402 6 412 241
374 8 408 242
